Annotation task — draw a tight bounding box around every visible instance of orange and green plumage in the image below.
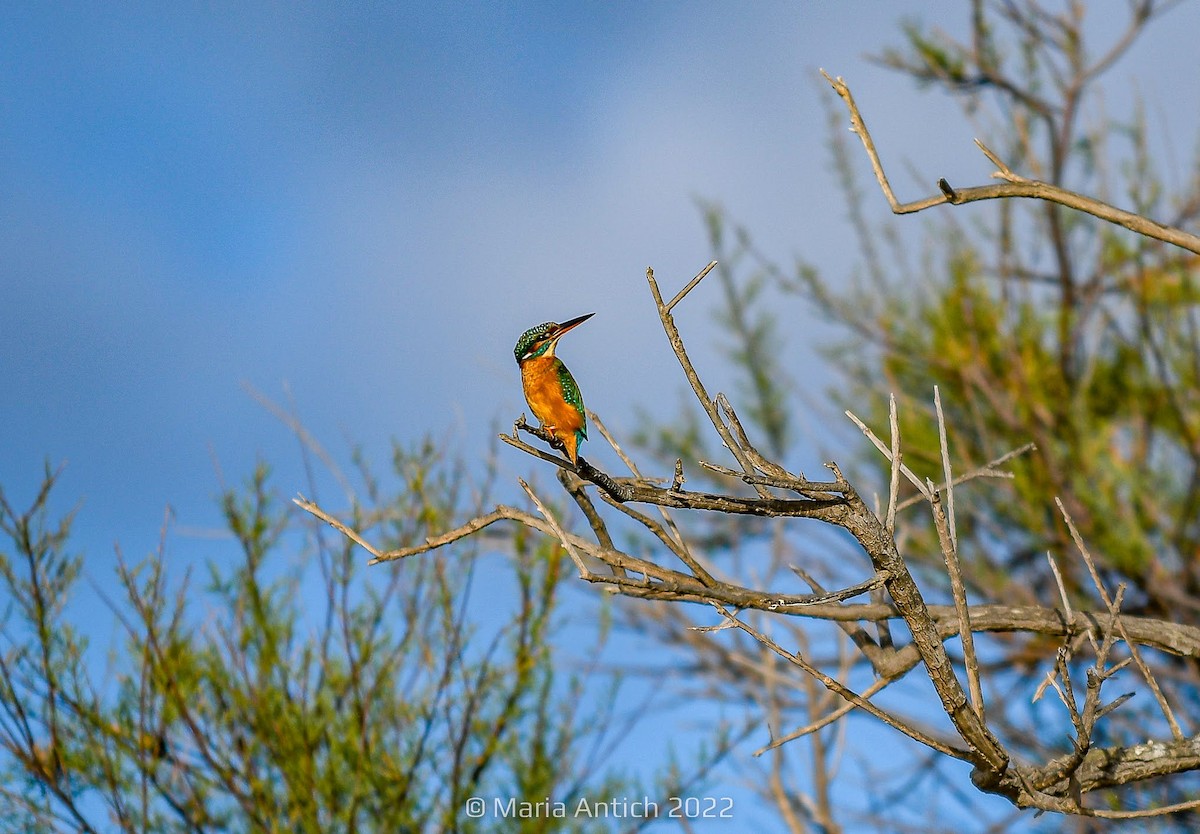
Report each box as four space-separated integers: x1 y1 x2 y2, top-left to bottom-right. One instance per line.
514 313 592 464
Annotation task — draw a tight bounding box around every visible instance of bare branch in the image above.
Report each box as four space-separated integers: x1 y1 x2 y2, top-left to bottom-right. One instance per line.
557 469 626 578
821 70 1200 255
594 491 713 584
931 388 983 723
646 265 768 489
818 69 948 215
790 565 903 680
698 460 842 495
588 410 715 585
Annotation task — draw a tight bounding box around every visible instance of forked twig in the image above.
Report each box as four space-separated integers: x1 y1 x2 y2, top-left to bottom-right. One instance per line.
894 442 1035 511
708 604 971 761
518 478 589 577
647 265 767 490
589 411 718 587
1056 498 1184 740
787 568 890 606
845 408 931 500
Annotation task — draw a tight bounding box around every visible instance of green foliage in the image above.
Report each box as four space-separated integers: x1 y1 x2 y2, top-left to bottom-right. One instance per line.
806 147 1200 615
768 2 1200 821
677 2 1200 825
850 242 1200 584
0 444 651 833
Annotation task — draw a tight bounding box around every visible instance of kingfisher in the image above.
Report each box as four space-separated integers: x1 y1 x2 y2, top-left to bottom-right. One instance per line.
514 313 593 465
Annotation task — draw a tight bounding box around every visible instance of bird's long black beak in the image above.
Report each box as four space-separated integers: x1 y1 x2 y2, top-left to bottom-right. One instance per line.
556 312 594 335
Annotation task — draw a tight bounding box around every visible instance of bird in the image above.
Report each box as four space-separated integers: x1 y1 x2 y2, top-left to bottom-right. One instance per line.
514 313 593 465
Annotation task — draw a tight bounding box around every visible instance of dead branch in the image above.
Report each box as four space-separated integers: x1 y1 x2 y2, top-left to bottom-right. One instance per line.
289 256 1200 819
292 497 1200 666
710 603 971 762
820 70 1200 256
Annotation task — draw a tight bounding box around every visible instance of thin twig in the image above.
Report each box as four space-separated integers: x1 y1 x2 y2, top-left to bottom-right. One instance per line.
714 394 784 491
790 565 901 678
934 387 957 551
1089 797 1200 820
754 676 893 756
665 260 718 312
931 388 983 722
365 505 533 564
894 442 1035 511
1033 551 1078 705
819 69 945 215
845 409 931 500
885 394 901 535
294 495 381 560
594 491 711 583
975 139 1021 181
1111 615 1184 741
930 487 984 722
698 461 842 495
710 604 971 761
787 567 891 605
557 469 627 578
1046 551 1074 623
518 478 589 577
1056 498 1114 610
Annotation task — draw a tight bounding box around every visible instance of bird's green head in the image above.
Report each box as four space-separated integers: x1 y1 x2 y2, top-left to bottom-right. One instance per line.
514 313 593 364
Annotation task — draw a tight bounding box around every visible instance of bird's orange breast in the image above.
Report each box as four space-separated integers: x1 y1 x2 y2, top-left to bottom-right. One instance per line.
521 357 585 436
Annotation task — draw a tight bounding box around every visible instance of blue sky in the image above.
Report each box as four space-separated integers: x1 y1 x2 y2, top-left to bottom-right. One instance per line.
0 2 912 552
2 1 1200 827
6 2 1197 552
